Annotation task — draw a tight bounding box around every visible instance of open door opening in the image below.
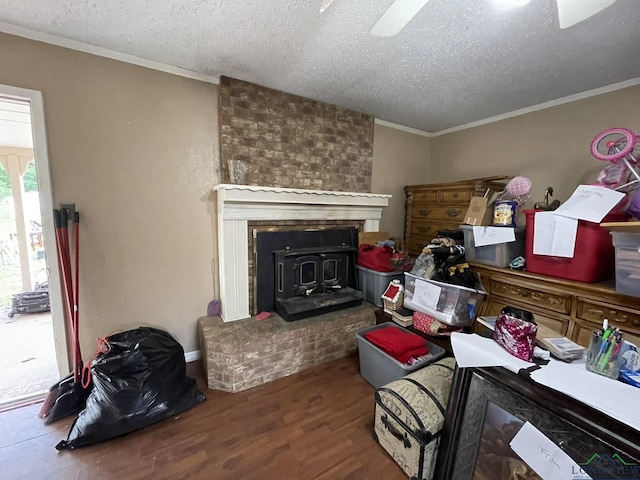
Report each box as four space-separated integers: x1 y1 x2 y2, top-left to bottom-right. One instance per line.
0 87 67 412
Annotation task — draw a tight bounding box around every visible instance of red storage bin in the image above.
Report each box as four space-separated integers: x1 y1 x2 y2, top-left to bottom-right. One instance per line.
524 210 628 283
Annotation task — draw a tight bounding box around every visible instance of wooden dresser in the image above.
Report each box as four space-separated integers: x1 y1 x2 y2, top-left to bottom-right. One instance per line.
404 178 507 256
472 263 640 347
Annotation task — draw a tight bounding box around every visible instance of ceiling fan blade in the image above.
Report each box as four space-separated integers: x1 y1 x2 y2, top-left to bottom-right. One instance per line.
320 0 335 13
370 0 430 37
556 0 616 29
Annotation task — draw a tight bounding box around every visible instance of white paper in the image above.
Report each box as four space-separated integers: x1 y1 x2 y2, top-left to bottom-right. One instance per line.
533 211 578 258
472 226 516 247
553 185 625 223
530 357 640 432
510 421 589 480
413 279 441 310
476 316 497 331
450 332 536 370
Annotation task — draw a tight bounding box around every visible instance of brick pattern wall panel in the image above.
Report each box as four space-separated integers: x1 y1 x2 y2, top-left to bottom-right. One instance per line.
219 76 374 192
198 304 376 392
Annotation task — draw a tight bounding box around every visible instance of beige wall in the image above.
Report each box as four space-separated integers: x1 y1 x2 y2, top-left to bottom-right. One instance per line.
0 33 219 355
6 30 635 361
372 124 431 238
430 86 640 206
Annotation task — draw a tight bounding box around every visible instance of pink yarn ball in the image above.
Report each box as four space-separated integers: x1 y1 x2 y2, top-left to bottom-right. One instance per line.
506 176 532 198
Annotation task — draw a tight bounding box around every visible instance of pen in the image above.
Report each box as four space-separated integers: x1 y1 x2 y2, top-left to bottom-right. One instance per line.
598 337 616 371
596 327 614 362
598 331 622 371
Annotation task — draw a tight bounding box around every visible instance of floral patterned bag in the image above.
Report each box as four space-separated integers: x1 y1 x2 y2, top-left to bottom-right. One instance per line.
493 306 537 361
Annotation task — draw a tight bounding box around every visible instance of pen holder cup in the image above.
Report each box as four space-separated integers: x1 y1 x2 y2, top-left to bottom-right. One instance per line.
586 331 624 379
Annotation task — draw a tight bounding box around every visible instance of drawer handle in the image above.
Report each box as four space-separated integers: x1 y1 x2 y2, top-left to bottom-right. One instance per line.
381 415 411 449
418 227 431 233
498 285 566 307
419 209 431 216
452 193 458 198
500 285 524 296
447 209 462 217
611 310 629 322
529 292 564 306
586 307 629 323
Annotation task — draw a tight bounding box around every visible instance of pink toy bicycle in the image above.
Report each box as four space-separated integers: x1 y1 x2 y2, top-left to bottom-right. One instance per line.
591 128 640 190
591 127 640 217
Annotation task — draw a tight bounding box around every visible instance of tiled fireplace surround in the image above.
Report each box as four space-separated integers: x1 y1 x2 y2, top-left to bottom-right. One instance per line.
198 184 390 392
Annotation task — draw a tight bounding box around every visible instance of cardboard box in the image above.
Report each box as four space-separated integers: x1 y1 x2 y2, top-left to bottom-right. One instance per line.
358 231 390 246
463 191 501 226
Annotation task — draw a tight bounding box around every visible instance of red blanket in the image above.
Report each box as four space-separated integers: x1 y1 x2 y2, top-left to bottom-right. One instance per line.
364 326 430 364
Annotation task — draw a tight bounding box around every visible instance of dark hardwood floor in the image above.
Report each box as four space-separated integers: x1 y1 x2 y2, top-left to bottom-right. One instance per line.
0 354 407 480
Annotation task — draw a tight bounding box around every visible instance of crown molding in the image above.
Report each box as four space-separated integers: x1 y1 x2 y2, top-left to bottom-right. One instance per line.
374 118 433 137
433 77 640 136
0 21 219 84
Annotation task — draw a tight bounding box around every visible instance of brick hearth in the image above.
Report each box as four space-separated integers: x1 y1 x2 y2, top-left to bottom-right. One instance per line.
198 304 376 392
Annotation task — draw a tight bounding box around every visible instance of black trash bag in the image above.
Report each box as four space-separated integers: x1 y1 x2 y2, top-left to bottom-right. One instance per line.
56 327 206 450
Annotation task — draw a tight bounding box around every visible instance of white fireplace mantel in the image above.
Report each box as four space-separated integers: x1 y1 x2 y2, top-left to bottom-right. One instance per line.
214 184 391 321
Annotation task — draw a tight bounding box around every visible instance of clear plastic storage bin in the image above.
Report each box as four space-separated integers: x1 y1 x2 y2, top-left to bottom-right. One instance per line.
460 225 525 268
403 273 486 327
611 231 640 298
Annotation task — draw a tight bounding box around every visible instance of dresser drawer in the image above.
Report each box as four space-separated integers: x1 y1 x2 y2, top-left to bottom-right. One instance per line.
410 221 462 237
576 299 640 333
410 205 466 222
489 279 571 314
572 319 640 348
407 236 431 255
411 190 438 203
481 298 568 336
439 189 473 204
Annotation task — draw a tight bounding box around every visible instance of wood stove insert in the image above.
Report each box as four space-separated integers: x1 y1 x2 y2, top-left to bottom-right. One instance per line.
255 227 362 321
274 245 363 321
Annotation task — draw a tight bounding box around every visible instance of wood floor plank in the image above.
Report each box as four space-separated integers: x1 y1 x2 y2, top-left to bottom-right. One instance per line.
0 354 407 480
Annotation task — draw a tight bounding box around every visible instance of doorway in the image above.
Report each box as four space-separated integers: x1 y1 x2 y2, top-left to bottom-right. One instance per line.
0 85 66 411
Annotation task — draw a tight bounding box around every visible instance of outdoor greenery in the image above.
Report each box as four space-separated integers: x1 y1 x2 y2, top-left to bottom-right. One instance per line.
0 163 38 197
0 163 43 309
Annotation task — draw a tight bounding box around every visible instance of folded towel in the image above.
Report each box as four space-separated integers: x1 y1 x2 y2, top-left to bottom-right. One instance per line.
365 326 430 364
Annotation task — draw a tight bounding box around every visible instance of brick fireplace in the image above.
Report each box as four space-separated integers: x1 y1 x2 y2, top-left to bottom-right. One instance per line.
213 183 390 322
199 78 386 392
198 305 377 392
198 184 390 392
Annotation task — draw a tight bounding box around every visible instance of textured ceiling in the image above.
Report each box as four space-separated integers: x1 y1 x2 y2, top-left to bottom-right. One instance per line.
1 0 639 132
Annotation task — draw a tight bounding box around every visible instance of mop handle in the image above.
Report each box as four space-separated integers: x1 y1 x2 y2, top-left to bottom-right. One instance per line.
74 212 82 375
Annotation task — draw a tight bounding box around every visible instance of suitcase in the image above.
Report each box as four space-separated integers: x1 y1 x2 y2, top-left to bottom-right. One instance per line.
8 289 50 318
373 356 456 480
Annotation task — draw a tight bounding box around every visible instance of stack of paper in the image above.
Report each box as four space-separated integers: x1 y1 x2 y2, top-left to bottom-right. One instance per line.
537 337 585 361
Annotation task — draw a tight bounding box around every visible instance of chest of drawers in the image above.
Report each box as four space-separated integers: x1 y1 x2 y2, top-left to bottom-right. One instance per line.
472 263 640 347
404 178 506 256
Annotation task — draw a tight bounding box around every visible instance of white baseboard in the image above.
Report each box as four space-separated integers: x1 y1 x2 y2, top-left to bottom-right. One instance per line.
184 350 201 363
